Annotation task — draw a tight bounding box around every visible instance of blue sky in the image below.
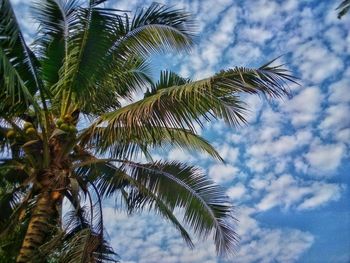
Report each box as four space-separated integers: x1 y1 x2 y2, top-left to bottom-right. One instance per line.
11 0 350 262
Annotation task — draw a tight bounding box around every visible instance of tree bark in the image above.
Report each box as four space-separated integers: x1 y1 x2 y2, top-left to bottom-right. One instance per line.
16 191 59 263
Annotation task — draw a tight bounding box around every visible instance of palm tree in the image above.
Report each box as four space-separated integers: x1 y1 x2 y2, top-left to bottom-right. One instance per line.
0 0 295 262
337 0 350 18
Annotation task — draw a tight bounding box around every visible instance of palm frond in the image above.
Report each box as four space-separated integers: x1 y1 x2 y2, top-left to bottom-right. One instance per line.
63 204 91 238
75 160 194 248
0 167 31 240
96 64 293 139
0 126 10 152
90 3 195 99
77 55 152 115
97 54 152 101
79 125 223 161
60 195 117 263
125 2 196 55
214 59 295 98
32 0 80 88
147 69 191 95
41 227 118 263
51 2 195 115
122 177 195 248
121 160 237 256
0 185 23 227
0 220 28 261
76 159 237 256
58 228 118 263
75 161 128 199
39 181 117 262
0 0 47 114
50 4 133 115
0 0 52 164
336 0 350 18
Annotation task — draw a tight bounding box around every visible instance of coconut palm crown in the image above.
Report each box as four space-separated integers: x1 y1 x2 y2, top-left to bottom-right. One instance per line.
0 0 295 262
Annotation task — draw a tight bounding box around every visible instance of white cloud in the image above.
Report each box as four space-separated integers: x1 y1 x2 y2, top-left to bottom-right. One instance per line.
10 0 26 4
320 104 350 132
104 208 218 263
305 142 346 174
208 164 238 183
298 184 344 210
319 73 350 143
232 207 314 263
324 26 348 54
256 175 306 211
260 107 284 126
329 77 350 104
284 87 324 127
104 206 315 263
294 158 309 174
246 158 268 173
281 0 299 12
240 27 273 45
226 133 243 144
296 7 321 40
255 174 343 211
246 130 312 168
244 0 278 22
215 143 239 161
192 0 234 31
181 4 239 78
249 177 271 191
235 228 314 263
335 128 350 143
293 42 344 84
167 148 195 162
112 0 150 13
226 42 262 66
244 95 264 123
258 126 281 141
226 183 247 201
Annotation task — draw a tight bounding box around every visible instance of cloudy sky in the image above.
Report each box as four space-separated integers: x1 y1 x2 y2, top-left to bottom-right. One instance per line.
11 0 350 262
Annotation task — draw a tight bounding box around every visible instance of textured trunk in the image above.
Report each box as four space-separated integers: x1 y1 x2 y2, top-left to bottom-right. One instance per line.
17 137 68 262
16 191 60 263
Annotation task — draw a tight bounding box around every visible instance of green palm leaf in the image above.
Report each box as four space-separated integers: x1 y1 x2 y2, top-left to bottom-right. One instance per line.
75 160 194 248
336 0 350 18
0 0 49 115
79 125 223 161
126 2 196 54
119 160 238 256
75 159 238 256
48 228 118 263
97 63 293 137
75 161 128 199
32 0 80 88
0 126 10 152
48 2 195 116
77 55 152 115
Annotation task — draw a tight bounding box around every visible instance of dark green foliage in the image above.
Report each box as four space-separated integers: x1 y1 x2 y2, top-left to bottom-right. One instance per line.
336 0 350 18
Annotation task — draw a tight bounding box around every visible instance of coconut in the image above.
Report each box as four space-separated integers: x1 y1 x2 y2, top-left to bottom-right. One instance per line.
56 118 64 127
23 122 33 130
25 127 36 135
68 125 78 134
60 123 70 132
6 130 16 139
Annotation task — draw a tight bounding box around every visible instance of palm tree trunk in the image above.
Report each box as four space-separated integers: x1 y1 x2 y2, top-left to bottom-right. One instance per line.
16 191 59 263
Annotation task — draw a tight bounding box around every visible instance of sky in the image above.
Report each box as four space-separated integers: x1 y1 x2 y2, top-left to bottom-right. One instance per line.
10 0 350 262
